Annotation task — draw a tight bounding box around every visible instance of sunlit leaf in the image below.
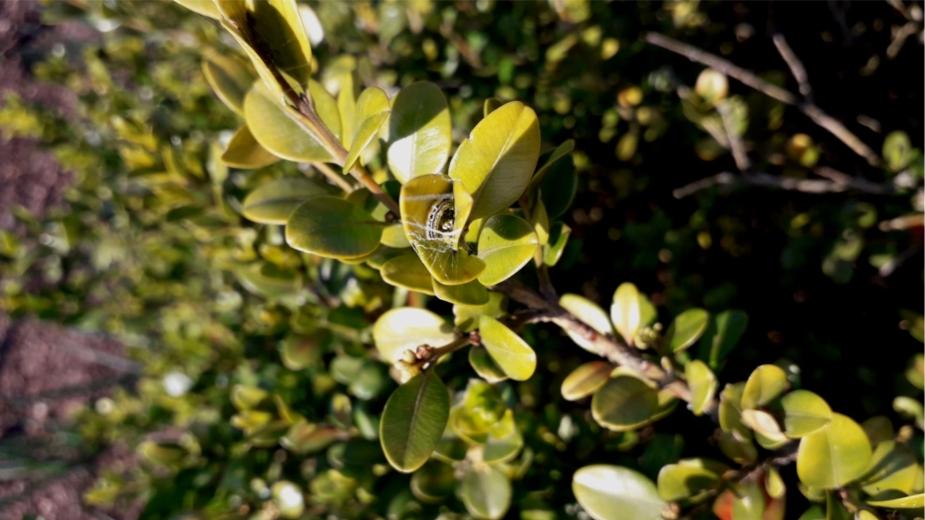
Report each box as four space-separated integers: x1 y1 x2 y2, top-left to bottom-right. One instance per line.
780 390 832 438
610 282 656 346
666 308 709 353
561 361 612 401
741 364 790 410
573 465 666 520
372 307 454 364
476 214 539 286
460 464 512 520
242 177 330 224
479 315 536 381
380 252 435 294
388 82 452 183
559 293 612 355
222 125 279 169
797 413 872 489
686 360 717 416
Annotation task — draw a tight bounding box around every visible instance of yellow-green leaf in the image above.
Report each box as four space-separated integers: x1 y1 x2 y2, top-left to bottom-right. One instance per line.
797 413 872 489
780 390 833 438
380 252 434 295
476 214 539 286
222 125 279 169
469 347 507 384
610 282 656 346
387 82 452 183
399 174 485 285
460 464 512 520
202 51 252 114
243 82 331 162
666 308 710 353
433 279 489 305
242 177 330 224
686 360 716 416
657 458 727 503
373 307 454 364
741 364 790 410
867 493 925 509
559 293 613 355
573 465 667 520
379 371 450 473
591 374 659 431
343 110 389 173
479 315 536 381
173 0 220 19
561 361 612 401
285 196 382 259
449 101 540 230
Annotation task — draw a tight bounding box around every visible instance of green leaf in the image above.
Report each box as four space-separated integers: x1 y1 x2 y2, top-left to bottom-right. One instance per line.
539 155 577 219
741 409 788 445
559 293 612 355
243 82 332 162
433 279 490 305
478 315 536 381
483 410 523 463
372 307 454 364
460 464 512 520
883 131 913 172
281 421 341 455
685 360 716 416
697 310 748 369
242 177 330 224
797 413 872 489
173 0 221 19
449 101 541 230
380 223 411 248
543 222 571 266
657 458 727 503
380 252 435 295
387 82 452 183
572 465 667 520
468 347 508 384
741 364 790 410
454 292 506 332
222 126 279 169
867 493 925 509
280 335 321 370
666 308 710 353
529 139 575 190
591 374 659 431
476 214 539 286
780 390 833 438
410 460 456 503
215 0 313 95
344 111 389 173
379 371 450 473
399 174 485 285
285 196 382 259
718 383 751 439
861 440 921 496
561 361 612 401
202 51 252 113
610 282 656 346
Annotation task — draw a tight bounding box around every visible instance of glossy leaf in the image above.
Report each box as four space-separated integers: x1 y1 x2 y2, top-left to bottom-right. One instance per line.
479 315 536 381
572 465 666 520
797 413 872 489
450 101 541 229
591 374 659 431
861 440 921 496
543 221 571 266
698 310 748 369
529 139 575 190
285 196 382 259
387 82 452 183
202 51 252 113
741 364 790 410
666 308 710 353
686 360 717 416
242 177 330 224
243 82 331 162
476 214 539 286
460 464 512 520
344 110 389 173
372 307 454 364
433 279 490 305
657 458 727 502
559 293 612 355
867 493 925 509
561 361 612 401
610 282 657 345
380 252 435 295
469 347 508 383
173 0 220 18
780 390 832 438
379 370 450 473
222 125 279 169
400 174 485 285
454 292 506 332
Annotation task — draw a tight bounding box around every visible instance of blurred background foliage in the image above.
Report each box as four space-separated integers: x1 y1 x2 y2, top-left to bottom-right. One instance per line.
0 0 921 518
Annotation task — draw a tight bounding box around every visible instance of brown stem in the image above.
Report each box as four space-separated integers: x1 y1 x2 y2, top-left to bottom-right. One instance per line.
311 161 355 192
644 32 881 167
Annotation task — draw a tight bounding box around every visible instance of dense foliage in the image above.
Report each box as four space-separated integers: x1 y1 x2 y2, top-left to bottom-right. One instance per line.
0 1 922 519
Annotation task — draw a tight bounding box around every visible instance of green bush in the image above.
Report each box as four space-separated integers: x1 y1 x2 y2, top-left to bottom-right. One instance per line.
0 1 922 519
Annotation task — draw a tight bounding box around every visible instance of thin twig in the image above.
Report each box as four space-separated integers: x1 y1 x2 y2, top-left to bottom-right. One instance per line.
772 33 813 101
717 100 751 171
673 170 894 199
311 161 354 193
644 32 881 167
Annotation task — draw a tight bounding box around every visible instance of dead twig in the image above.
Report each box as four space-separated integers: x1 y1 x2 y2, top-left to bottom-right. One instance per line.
644 32 881 167
673 169 895 199
772 33 813 101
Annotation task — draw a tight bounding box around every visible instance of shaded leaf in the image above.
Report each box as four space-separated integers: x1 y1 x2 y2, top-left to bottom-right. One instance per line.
380 252 434 294
460 464 512 520
242 177 330 224
379 371 450 473
591 374 659 431
561 361 612 401
202 51 252 113
433 279 490 305
666 308 710 353
222 125 279 169
285 196 383 259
